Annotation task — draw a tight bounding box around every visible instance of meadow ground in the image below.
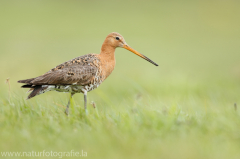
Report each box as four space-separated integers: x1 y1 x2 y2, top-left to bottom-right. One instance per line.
1 1 240 159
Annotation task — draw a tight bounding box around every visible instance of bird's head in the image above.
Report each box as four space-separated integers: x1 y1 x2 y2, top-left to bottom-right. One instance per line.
104 32 158 66
105 32 126 48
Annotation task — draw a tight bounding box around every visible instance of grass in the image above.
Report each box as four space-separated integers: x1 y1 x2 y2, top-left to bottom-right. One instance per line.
1 0 240 159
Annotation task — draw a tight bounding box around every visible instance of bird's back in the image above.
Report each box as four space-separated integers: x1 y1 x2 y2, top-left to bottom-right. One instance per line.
18 53 104 99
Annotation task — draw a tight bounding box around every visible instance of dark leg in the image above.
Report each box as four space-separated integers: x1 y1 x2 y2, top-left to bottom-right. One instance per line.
83 90 88 114
65 93 74 116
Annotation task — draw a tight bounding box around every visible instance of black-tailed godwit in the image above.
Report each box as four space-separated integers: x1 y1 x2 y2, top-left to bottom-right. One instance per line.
18 32 158 115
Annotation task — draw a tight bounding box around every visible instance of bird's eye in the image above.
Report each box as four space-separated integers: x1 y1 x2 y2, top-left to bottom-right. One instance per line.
115 37 120 40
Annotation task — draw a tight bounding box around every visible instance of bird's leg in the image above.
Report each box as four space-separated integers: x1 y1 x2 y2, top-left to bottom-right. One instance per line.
65 93 74 116
83 90 88 115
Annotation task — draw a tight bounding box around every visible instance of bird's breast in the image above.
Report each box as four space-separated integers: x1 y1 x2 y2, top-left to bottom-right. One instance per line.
99 57 116 81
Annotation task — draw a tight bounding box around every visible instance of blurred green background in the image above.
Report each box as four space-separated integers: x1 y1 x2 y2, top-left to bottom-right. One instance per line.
1 0 240 159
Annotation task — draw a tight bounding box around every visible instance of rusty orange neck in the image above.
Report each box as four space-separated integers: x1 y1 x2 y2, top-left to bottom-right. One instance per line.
99 42 116 80
100 42 115 59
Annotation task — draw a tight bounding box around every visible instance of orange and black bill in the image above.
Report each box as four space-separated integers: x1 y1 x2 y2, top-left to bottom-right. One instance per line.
123 44 158 66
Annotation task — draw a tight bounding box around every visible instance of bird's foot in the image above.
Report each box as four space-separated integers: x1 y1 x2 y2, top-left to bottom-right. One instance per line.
65 108 69 116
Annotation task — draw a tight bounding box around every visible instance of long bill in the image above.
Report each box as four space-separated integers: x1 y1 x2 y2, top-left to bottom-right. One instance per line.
123 44 158 66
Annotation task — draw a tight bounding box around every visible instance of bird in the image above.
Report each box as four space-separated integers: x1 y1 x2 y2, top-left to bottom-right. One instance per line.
18 32 158 115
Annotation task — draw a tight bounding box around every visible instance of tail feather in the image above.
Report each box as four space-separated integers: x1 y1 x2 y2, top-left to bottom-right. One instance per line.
19 78 51 99
18 78 35 84
23 85 49 99
27 85 42 99
27 88 34 93
21 84 34 88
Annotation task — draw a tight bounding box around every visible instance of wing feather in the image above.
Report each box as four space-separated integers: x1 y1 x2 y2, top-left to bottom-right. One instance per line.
28 54 99 85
